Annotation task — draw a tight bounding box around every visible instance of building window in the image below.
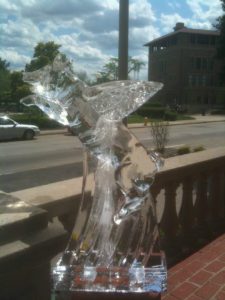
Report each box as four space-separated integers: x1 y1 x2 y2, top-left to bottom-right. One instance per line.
209 58 214 71
202 58 207 70
197 34 209 45
202 75 207 86
188 74 208 87
197 96 202 104
210 36 216 45
170 36 177 45
196 57 201 70
190 34 196 44
190 34 216 46
188 75 193 86
204 95 209 104
190 57 214 71
159 61 166 73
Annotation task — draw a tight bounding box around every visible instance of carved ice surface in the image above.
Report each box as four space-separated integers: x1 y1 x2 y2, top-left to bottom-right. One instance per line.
21 55 167 294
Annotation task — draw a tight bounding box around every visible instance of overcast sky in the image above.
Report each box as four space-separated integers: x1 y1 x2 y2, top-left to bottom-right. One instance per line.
0 0 223 79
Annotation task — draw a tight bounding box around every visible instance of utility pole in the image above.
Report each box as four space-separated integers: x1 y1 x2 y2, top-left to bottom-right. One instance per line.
118 0 129 80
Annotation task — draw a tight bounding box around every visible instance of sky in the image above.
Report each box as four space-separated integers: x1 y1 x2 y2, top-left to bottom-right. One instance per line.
0 0 223 79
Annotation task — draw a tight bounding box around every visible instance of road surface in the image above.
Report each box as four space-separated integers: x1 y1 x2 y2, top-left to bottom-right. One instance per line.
0 122 224 192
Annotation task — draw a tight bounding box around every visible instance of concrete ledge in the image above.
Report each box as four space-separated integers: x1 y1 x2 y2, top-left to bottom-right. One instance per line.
0 221 66 269
0 191 48 243
155 146 225 185
11 177 83 219
0 221 67 300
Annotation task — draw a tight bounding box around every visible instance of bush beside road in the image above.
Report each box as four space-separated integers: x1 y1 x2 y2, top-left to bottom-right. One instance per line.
4 113 225 136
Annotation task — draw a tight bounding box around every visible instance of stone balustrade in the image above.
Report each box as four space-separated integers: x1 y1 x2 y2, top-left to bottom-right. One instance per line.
11 147 225 264
152 147 225 263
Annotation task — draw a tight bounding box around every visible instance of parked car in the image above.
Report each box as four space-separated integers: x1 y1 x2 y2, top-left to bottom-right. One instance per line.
0 115 40 141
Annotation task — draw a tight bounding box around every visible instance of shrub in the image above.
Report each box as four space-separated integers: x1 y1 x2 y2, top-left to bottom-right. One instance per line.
177 146 191 155
128 114 144 124
137 107 166 119
193 145 205 152
150 120 169 153
144 100 164 107
164 110 177 121
9 113 63 129
210 109 225 115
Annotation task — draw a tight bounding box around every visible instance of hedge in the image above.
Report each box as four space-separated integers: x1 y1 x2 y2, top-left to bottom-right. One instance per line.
137 107 165 119
164 111 177 121
137 107 178 121
210 109 225 115
9 114 63 129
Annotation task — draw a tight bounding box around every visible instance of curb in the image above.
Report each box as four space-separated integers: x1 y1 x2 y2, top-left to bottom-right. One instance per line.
40 129 67 136
40 119 225 135
129 119 225 129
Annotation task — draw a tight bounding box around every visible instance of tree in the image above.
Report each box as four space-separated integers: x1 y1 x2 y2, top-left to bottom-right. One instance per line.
129 58 145 79
216 0 225 81
76 70 92 85
150 120 169 153
25 41 61 71
10 71 31 111
0 58 11 110
95 56 145 84
0 58 10 71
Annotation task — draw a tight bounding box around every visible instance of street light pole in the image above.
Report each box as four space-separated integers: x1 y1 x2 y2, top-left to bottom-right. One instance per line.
118 0 129 80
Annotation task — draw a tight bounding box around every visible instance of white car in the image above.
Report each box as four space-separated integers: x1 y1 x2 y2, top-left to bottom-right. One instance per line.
0 116 40 140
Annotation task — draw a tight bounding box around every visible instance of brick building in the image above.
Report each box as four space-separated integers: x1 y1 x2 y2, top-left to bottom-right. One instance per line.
145 23 222 112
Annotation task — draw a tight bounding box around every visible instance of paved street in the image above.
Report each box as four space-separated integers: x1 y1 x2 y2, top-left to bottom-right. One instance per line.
135 121 225 149
0 122 224 192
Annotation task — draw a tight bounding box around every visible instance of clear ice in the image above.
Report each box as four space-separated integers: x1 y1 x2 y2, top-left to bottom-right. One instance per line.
21 55 167 293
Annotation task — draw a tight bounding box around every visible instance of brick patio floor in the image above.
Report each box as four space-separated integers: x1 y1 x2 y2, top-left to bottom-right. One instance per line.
162 234 225 300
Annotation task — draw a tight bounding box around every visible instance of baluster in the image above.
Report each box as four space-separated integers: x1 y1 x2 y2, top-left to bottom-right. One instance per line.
195 173 208 229
151 184 161 205
179 177 194 236
209 169 223 231
151 184 162 223
223 169 225 219
160 181 179 242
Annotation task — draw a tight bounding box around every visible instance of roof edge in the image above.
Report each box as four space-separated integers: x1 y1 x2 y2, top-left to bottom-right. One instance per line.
145 27 220 46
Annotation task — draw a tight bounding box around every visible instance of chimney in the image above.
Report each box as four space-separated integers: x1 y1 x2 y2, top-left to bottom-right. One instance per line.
174 22 185 31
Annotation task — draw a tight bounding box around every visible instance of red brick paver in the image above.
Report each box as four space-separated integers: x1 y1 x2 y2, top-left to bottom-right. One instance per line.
163 234 225 300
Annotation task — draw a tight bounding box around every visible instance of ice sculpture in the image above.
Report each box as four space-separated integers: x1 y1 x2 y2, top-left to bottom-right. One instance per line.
21 55 167 294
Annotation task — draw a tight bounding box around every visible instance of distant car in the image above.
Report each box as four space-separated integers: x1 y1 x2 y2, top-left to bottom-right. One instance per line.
0 116 40 141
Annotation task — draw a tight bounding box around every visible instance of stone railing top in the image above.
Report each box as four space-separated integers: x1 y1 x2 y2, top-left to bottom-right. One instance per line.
0 191 48 242
11 147 225 218
11 177 83 218
155 146 225 184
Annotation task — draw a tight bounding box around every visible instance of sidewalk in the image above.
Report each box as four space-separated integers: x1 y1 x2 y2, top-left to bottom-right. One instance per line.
40 115 225 136
129 114 225 129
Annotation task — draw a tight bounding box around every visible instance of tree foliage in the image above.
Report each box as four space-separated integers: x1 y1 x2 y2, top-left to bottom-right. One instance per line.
0 58 10 71
95 56 145 84
216 0 225 81
0 41 68 111
25 41 61 71
0 58 11 108
10 71 31 110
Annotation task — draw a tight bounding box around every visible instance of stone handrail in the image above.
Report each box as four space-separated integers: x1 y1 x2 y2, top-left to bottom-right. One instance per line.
11 147 225 243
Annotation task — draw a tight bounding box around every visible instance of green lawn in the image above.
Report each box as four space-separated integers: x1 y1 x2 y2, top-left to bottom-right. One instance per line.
128 113 194 124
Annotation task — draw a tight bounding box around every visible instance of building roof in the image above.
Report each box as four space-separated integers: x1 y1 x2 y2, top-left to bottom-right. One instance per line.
144 27 220 46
